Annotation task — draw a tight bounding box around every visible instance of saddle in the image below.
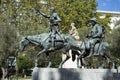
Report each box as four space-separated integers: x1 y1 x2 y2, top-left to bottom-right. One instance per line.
91 42 103 56
84 38 103 56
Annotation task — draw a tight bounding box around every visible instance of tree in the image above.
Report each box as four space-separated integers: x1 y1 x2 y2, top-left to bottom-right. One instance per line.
17 54 34 77
0 24 17 79
45 0 111 33
108 21 120 67
0 1 19 79
41 0 96 32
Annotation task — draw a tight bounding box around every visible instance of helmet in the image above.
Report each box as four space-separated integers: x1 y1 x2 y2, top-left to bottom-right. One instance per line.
50 7 55 13
90 17 97 23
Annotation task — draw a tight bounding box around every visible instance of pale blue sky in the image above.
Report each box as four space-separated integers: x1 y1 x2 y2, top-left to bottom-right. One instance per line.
97 0 120 12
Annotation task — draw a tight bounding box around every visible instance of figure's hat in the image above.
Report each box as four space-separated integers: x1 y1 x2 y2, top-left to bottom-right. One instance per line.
90 17 97 23
50 7 55 11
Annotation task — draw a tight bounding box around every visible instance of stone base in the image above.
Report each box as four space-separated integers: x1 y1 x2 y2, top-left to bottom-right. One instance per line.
32 67 120 80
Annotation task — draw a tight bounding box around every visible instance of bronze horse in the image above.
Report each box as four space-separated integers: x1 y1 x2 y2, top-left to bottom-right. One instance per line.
19 33 114 68
19 33 81 68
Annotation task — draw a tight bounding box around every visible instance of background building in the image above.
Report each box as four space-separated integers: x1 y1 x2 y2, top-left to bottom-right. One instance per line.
97 10 120 29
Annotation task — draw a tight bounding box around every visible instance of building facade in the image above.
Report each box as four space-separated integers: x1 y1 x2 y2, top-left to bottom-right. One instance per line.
97 10 120 29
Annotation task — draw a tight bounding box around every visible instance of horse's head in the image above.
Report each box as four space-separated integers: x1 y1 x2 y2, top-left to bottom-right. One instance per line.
19 37 29 51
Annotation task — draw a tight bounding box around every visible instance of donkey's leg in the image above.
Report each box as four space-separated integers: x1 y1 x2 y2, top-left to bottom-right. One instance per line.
77 56 86 68
79 51 89 68
77 55 81 68
77 55 85 68
105 54 115 69
80 56 86 68
35 49 46 67
76 52 81 68
98 55 107 69
59 52 70 68
45 52 52 68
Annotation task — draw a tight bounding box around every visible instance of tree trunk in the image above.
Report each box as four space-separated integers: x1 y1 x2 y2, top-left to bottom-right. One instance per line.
1 67 7 80
15 61 19 80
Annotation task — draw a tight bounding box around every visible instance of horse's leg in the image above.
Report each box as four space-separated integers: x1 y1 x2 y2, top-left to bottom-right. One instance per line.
35 49 46 67
58 52 70 68
45 52 52 68
105 54 115 69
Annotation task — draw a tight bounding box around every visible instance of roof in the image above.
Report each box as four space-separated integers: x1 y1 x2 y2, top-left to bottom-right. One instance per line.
97 10 120 15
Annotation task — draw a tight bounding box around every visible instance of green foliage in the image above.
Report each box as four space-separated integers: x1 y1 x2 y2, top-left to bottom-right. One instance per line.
17 54 34 71
78 27 91 40
0 24 17 66
109 27 120 67
50 50 62 67
104 20 120 67
47 0 97 32
96 13 111 31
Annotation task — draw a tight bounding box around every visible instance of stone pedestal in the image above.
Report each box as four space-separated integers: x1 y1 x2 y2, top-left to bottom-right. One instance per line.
32 68 120 80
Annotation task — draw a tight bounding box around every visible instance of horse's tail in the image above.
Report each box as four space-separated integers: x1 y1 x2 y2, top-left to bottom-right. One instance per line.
71 50 79 61
72 53 76 61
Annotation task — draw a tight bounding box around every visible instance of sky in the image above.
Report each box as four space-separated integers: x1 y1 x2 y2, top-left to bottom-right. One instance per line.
97 0 120 12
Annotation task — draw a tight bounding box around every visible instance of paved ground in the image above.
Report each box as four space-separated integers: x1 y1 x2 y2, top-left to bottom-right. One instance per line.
18 79 31 80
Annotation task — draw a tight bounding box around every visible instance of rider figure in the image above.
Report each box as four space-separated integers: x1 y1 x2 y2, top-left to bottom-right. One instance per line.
37 7 64 48
86 18 104 55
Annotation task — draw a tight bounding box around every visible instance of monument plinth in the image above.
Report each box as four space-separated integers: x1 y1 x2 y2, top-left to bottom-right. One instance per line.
32 68 120 80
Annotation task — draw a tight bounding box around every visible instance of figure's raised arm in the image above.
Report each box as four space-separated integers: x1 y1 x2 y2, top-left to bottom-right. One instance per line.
36 9 50 18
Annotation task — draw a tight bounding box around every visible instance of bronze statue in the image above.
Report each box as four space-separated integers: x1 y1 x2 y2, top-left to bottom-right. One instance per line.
19 9 114 68
86 18 105 56
19 32 114 68
36 7 64 49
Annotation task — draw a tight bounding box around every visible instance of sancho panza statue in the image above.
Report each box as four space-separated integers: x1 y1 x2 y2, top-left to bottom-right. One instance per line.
86 18 105 56
36 7 64 49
